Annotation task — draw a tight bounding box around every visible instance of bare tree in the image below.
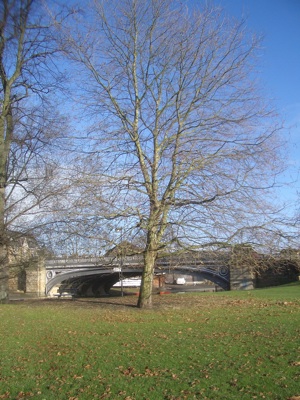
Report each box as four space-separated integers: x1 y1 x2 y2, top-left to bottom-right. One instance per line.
62 0 284 308
0 0 73 301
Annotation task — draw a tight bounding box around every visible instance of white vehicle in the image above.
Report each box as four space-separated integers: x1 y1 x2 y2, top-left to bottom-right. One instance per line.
113 278 141 287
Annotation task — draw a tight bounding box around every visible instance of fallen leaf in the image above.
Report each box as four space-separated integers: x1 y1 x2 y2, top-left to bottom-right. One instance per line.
290 361 300 366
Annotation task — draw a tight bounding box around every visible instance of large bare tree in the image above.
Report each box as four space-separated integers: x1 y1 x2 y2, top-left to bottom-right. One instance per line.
0 0 72 301
62 0 284 308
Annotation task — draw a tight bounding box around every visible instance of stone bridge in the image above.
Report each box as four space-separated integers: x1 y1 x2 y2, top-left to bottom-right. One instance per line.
45 253 253 296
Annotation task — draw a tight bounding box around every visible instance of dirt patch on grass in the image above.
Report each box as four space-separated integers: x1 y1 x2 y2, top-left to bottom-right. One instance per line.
8 291 249 310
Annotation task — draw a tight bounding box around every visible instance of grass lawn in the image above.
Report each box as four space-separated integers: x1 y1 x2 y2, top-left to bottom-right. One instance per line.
0 283 299 400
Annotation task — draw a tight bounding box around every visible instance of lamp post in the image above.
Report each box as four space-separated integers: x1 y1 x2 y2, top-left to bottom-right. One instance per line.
116 228 124 297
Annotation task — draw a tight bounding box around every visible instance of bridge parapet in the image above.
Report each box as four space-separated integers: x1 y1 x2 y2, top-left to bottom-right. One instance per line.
45 255 144 269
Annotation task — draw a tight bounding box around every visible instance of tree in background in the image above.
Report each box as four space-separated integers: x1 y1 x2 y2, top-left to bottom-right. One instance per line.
60 0 284 308
0 0 71 301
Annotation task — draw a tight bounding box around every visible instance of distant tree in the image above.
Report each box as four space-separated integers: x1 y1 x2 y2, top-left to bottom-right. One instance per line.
62 0 284 308
279 248 300 270
0 0 71 301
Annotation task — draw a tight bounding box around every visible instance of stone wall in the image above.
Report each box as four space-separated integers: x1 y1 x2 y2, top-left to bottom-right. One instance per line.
25 258 46 296
7 233 46 297
229 264 254 290
9 257 46 296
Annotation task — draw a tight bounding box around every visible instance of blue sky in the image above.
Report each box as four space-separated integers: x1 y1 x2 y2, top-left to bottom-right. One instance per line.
198 0 300 213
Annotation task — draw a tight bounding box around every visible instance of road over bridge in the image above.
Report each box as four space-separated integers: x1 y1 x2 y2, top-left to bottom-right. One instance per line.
45 253 254 296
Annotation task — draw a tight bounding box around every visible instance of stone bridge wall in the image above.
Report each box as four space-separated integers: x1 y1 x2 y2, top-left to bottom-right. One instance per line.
229 264 254 290
9 257 46 296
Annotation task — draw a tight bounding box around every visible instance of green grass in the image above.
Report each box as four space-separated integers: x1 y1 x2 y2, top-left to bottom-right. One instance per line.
0 283 299 400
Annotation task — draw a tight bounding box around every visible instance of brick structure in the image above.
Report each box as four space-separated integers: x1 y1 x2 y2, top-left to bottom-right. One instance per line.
8 232 46 296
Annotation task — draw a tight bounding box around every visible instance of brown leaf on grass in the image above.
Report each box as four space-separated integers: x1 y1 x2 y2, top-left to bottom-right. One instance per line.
16 392 34 399
290 361 300 366
287 397 300 400
99 386 111 399
120 366 136 376
73 374 83 379
144 367 159 376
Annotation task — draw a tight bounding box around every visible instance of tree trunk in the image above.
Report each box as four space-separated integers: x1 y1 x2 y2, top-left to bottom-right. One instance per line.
0 249 8 303
137 248 156 309
0 186 8 303
0 100 12 303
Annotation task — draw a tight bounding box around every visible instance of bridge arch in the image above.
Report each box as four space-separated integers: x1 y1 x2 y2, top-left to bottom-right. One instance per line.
45 262 230 296
164 267 230 291
45 268 143 296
